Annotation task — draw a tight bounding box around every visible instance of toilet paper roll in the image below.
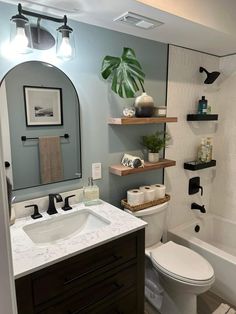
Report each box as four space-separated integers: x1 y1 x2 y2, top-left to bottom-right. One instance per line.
151 184 166 200
139 186 156 202
127 189 145 206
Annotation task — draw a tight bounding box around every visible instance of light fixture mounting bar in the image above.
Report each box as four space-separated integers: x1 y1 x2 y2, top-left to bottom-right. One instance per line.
18 3 67 24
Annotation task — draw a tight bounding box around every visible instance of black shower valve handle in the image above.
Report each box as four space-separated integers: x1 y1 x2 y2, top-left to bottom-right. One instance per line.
189 177 203 196
199 185 203 196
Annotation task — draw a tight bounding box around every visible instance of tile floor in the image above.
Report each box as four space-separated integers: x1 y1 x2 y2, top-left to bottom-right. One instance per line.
145 291 235 314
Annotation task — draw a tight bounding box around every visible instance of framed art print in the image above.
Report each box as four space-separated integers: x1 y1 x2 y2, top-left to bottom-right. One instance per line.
23 86 63 126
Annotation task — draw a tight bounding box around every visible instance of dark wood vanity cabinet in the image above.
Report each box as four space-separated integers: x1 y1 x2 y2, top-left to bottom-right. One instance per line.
15 229 145 314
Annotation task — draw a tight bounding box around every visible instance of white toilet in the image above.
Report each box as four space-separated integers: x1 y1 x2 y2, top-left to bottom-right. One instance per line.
125 202 215 314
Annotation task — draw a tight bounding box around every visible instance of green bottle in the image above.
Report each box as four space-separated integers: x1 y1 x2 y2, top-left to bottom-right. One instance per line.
198 96 208 115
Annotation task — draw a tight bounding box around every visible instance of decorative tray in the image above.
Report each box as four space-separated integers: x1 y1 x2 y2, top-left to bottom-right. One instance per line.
121 194 170 212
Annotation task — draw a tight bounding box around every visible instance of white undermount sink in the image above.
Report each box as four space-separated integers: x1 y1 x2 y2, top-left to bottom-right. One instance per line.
23 209 110 244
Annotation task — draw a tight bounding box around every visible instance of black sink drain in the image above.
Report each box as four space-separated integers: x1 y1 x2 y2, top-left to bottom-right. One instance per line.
195 225 200 232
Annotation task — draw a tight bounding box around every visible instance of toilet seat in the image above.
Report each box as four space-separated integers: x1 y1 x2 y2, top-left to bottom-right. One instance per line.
149 241 215 285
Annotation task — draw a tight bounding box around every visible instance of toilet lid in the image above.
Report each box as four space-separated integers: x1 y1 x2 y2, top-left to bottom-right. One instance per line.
150 241 214 282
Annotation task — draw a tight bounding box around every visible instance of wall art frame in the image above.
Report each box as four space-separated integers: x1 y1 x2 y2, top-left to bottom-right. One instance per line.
23 86 63 126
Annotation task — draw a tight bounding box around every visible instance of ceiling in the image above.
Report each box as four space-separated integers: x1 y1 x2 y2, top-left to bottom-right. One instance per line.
3 0 236 56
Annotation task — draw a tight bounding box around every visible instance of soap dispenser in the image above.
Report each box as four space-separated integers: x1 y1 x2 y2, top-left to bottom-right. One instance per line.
84 177 99 202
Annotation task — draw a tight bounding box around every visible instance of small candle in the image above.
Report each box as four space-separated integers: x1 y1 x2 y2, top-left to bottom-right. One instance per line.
154 106 167 116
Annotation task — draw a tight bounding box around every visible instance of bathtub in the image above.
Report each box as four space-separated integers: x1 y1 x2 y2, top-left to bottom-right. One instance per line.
168 214 236 306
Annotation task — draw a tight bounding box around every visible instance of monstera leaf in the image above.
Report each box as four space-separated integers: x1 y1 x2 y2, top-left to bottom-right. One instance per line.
101 47 145 98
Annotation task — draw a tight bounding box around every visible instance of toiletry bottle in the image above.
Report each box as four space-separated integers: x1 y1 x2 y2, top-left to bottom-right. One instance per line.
198 96 208 115
84 177 99 202
206 137 213 162
198 138 207 163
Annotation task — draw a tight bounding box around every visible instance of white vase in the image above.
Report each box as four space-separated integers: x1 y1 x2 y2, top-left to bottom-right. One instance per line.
148 152 159 163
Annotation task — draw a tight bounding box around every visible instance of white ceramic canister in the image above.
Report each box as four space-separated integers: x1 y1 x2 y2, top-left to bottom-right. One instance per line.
150 184 166 200
139 186 155 202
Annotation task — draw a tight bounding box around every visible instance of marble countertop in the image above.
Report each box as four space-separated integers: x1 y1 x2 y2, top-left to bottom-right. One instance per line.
11 200 146 279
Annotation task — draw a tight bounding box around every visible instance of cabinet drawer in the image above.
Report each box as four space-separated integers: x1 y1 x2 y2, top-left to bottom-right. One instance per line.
39 265 136 314
32 235 137 306
79 290 137 314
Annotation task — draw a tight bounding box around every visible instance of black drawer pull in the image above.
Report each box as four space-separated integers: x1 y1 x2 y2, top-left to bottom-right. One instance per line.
66 281 124 314
64 254 123 286
113 281 124 289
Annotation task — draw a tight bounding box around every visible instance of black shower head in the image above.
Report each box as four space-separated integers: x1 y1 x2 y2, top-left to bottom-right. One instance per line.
199 67 220 84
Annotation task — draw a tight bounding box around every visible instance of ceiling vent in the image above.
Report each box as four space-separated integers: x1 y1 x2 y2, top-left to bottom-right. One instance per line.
114 12 163 30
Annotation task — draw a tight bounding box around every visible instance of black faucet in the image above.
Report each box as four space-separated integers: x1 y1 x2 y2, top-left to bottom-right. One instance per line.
25 204 42 219
62 194 75 211
191 202 206 213
47 193 63 215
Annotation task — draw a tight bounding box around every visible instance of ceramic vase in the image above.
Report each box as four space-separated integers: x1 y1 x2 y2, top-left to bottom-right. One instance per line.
134 92 154 117
148 152 159 163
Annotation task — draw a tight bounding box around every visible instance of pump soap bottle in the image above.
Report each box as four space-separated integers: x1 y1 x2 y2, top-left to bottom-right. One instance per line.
83 177 100 205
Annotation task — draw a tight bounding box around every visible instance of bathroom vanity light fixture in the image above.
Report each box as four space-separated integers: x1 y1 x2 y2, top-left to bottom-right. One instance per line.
10 3 75 60
199 67 220 84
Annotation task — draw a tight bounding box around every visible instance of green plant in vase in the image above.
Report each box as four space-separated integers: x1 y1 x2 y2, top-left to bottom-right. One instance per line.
101 47 154 117
141 131 170 162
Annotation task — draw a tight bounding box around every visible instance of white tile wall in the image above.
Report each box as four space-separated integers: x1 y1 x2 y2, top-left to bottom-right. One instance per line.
165 45 219 229
210 54 236 221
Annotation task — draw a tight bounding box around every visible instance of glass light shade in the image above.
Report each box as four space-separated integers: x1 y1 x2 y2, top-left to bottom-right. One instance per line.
56 28 75 61
10 18 33 54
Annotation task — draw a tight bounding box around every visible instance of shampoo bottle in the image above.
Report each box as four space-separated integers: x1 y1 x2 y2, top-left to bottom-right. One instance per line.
198 96 208 115
84 177 99 202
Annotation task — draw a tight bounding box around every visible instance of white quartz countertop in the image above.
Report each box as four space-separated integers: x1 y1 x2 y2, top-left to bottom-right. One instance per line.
11 200 146 279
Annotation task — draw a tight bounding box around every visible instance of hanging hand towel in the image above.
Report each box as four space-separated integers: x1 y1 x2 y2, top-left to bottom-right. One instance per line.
39 136 63 184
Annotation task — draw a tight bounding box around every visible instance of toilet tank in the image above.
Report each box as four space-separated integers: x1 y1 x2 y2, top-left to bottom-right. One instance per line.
127 202 168 247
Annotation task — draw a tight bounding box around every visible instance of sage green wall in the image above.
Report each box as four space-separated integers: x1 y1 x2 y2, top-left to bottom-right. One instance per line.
0 1 168 207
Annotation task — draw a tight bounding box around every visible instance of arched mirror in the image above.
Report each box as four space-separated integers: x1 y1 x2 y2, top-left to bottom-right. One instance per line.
0 61 81 190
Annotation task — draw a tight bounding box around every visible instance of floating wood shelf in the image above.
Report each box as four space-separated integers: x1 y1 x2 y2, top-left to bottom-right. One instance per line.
184 160 216 171
109 159 176 176
108 117 178 125
187 114 218 121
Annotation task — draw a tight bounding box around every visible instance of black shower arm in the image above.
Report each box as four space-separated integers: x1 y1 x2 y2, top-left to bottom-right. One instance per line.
199 67 209 75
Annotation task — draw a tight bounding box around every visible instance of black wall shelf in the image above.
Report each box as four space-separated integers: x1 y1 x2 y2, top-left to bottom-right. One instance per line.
184 160 216 171
187 114 218 121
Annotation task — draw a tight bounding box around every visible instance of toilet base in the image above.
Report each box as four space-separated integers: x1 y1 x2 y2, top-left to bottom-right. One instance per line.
161 289 197 314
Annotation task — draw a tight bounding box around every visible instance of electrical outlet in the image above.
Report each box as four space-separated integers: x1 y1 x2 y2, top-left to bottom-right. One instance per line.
92 163 102 180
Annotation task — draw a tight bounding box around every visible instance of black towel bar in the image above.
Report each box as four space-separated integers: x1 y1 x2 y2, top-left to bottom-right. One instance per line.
21 134 69 141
